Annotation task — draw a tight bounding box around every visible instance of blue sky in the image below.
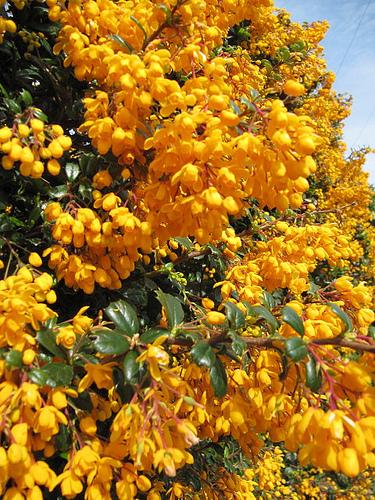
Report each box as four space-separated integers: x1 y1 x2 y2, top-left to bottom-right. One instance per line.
275 0 375 185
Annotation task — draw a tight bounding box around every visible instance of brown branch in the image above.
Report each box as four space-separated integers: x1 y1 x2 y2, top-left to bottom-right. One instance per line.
242 335 375 353
310 337 375 353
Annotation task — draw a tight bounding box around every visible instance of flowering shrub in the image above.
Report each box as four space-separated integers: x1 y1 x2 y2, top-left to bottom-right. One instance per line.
0 0 375 499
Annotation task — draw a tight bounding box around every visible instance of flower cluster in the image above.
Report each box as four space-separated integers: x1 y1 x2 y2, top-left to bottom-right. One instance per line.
0 114 71 178
43 202 154 293
0 266 56 350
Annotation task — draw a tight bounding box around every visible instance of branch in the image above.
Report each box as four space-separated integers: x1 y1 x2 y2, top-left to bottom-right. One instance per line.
242 335 375 353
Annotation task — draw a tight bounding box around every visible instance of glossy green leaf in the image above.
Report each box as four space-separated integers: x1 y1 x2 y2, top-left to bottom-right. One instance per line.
172 237 193 251
244 303 279 334
225 301 245 330
20 89 33 106
129 15 147 41
108 34 134 53
70 391 93 412
228 329 247 356
55 422 70 453
5 350 23 368
209 357 227 398
262 59 272 74
65 162 80 182
305 354 322 392
36 327 68 360
92 328 130 354
105 300 139 337
49 185 68 199
155 290 184 328
157 4 172 24
123 350 141 384
4 98 22 114
31 362 73 388
32 108 48 122
191 340 216 368
28 369 48 386
285 337 308 362
261 291 276 310
282 306 305 337
140 328 169 344
327 302 352 333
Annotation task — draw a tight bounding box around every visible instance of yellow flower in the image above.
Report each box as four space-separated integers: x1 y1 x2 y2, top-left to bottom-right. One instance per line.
80 416 97 435
205 311 226 325
56 326 76 349
284 79 305 97
337 448 360 477
78 362 117 392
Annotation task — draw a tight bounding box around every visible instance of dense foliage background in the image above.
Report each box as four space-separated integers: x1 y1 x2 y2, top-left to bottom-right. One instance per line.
1 1 375 499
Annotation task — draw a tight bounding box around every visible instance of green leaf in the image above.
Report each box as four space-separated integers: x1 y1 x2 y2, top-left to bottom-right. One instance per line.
49 185 68 199
230 99 241 115
55 422 71 453
28 204 41 226
305 354 322 392
261 291 276 310
191 340 216 368
123 350 141 384
327 302 352 333
140 328 169 344
65 162 80 182
70 391 93 412
285 337 308 362
209 357 227 398
4 98 22 114
36 327 68 360
108 34 135 53
28 369 48 386
105 300 139 337
155 290 184 328
157 4 172 24
282 306 305 337
78 180 93 200
5 350 23 368
129 15 148 42
0 214 14 232
32 362 73 388
244 303 279 334
262 59 272 74
9 217 26 227
278 47 291 62
290 40 305 52
228 329 247 356
225 301 245 330
92 328 130 354
32 108 48 122
20 89 33 106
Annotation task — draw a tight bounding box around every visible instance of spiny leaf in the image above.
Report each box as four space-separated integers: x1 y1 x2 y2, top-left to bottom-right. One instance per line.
191 340 216 368
305 354 322 392
123 350 142 384
92 328 130 355
327 302 353 333
282 306 305 337
225 301 245 330
209 357 227 398
29 362 73 388
155 290 184 328
129 15 148 42
108 34 135 53
285 337 308 362
105 300 139 337
140 328 169 344
244 303 279 334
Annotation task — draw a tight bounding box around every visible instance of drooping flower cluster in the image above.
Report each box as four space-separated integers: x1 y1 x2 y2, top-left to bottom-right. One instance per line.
0 114 72 178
